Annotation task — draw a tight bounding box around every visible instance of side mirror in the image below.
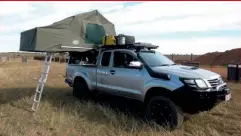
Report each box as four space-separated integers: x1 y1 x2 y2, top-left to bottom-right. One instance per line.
128 61 143 69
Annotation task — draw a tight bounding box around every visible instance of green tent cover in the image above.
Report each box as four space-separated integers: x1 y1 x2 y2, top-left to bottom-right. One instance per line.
19 10 116 52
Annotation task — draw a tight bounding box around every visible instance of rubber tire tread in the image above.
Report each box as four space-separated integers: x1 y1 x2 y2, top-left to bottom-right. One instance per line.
145 96 184 130
73 80 90 100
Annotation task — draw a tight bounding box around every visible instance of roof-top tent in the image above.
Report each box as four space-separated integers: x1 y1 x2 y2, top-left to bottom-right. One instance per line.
19 10 116 53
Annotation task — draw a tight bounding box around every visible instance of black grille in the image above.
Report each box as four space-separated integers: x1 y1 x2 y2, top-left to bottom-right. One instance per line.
208 78 222 89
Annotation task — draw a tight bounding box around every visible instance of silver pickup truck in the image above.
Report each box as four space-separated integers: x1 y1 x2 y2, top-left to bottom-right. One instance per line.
65 44 231 129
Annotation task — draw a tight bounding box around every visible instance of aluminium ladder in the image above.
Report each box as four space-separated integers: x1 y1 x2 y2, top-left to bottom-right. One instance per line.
31 46 91 112
32 54 53 112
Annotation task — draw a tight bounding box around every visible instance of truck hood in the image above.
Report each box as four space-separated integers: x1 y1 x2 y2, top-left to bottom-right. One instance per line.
151 65 220 79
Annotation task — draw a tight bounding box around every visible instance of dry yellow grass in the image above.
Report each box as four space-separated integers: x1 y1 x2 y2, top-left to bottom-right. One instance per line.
0 59 240 136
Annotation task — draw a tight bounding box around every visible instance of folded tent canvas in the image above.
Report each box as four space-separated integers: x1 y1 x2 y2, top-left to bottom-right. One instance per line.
19 10 116 52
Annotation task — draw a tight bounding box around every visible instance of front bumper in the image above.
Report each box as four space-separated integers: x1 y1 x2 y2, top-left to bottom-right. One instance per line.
173 83 231 113
192 85 230 101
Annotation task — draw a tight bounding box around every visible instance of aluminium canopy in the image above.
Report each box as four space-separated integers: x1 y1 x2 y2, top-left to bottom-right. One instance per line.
19 10 116 52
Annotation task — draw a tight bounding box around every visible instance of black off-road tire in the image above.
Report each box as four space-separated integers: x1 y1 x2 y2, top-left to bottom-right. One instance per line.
144 96 184 130
73 80 90 100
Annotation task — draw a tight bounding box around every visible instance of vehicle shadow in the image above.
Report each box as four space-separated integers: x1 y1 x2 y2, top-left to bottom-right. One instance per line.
43 86 146 120
0 86 156 132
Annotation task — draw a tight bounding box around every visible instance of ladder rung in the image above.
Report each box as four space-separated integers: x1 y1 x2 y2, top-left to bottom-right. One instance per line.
42 69 50 73
38 81 46 83
34 99 40 103
32 107 37 111
42 72 49 74
43 67 50 71
32 103 38 110
34 92 42 102
36 90 42 93
34 94 41 100
43 63 50 66
37 81 44 84
37 83 44 88
39 76 47 79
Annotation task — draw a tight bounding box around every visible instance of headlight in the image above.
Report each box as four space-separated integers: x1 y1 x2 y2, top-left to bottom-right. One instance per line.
181 78 208 89
195 79 208 88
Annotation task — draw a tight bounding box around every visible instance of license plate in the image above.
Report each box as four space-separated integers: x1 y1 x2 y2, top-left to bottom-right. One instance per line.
225 93 231 101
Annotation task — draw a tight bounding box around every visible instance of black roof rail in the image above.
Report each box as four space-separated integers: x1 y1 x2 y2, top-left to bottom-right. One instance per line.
97 42 159 51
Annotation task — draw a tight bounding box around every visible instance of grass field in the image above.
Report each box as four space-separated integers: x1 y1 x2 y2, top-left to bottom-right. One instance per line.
0 59 240 136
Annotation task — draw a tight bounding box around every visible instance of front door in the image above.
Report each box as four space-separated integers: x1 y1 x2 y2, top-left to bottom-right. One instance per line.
108 51 144 99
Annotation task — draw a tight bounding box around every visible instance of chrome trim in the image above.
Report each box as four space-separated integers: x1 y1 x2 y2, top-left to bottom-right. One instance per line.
207 77 223 89
216 82 227 91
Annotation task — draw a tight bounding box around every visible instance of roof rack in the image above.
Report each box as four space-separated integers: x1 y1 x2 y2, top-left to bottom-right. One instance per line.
99 42 159 51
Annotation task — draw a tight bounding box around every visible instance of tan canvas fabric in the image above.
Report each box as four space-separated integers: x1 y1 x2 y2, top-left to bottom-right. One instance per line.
19 10 116 52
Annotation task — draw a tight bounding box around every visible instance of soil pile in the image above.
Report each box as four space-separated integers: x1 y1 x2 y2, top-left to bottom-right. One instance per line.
195 48 241 65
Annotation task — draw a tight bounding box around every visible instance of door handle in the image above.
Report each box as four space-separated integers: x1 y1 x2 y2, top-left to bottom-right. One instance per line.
97 71 107 75
110 70 115 75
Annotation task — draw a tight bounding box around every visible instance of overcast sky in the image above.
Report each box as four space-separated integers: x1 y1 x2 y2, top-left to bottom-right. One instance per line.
0 1 240 54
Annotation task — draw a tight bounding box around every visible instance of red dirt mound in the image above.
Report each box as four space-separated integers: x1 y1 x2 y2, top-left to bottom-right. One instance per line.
194 48 241 65
194 51 222 65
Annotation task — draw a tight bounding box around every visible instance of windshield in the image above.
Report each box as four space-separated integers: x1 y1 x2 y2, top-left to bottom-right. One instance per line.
138 52 175 67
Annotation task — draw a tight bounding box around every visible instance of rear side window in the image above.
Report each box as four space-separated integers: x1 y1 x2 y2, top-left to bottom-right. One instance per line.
101 52 111 67
68 56 78 65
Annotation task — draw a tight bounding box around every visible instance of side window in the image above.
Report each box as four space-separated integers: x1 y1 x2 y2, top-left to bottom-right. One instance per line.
113 51 137 68
68 50 99 65
68 56 78 65
101 52 111 67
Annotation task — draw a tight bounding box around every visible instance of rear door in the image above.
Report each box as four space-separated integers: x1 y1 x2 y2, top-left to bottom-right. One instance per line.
96 51 114 93
66 55 77 82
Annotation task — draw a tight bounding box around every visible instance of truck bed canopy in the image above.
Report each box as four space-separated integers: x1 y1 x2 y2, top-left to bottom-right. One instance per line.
19 10 116 53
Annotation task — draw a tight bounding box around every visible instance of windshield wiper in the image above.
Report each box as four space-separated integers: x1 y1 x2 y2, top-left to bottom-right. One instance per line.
160 64 170 66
